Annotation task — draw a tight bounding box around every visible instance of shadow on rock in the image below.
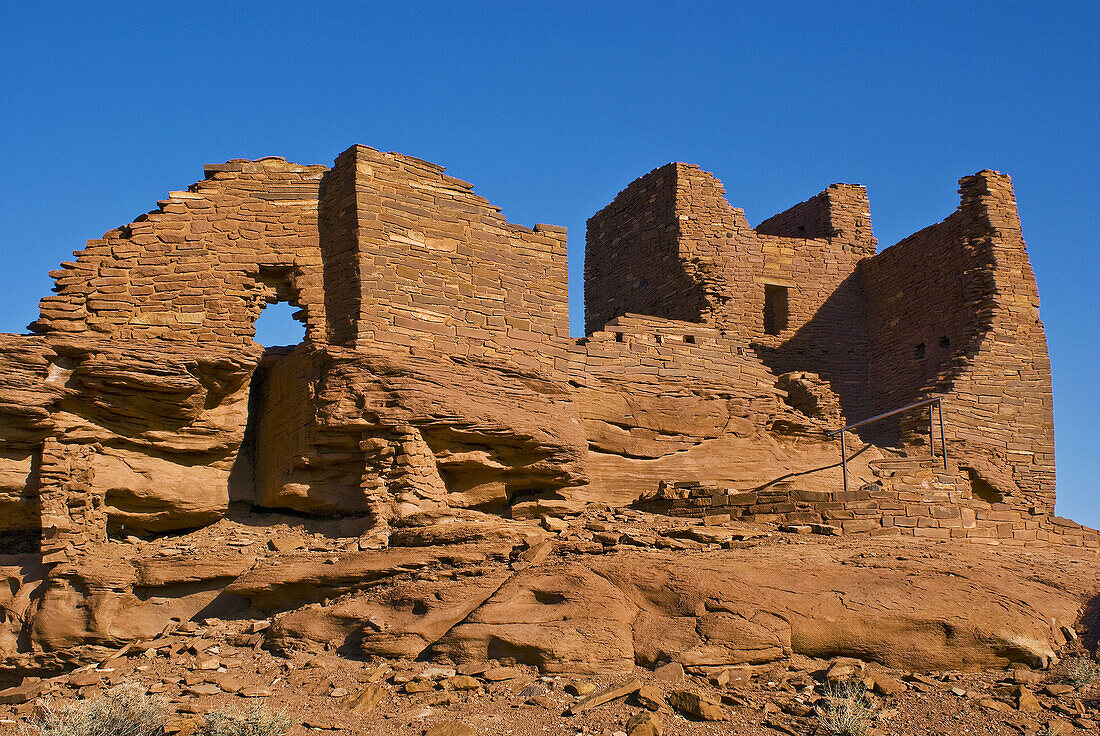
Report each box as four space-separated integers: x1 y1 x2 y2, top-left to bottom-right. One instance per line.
1080 593 1100 655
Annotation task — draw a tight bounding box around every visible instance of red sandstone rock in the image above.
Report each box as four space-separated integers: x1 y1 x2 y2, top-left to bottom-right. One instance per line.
0 144 1093 681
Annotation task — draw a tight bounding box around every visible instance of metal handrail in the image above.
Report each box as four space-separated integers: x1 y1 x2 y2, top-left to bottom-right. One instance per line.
828 397 947 494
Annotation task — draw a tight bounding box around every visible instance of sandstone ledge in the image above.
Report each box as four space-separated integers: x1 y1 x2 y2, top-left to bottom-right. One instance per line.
3 508 1095 679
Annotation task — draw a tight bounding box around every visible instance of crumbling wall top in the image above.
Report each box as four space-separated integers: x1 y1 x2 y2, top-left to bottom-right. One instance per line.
33 157 327 345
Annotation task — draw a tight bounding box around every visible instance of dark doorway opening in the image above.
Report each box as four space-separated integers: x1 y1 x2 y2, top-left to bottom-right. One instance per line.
764 284 789 335
229 297 306 507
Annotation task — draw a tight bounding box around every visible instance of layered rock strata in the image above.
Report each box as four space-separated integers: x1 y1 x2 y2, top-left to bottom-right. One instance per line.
0 145 1092 678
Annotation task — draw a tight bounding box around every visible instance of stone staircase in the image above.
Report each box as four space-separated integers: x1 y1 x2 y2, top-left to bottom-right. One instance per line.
866 455 965 501
641 452 1099 549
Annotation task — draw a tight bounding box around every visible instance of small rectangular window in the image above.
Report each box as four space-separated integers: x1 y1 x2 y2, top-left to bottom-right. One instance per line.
763 285 789 335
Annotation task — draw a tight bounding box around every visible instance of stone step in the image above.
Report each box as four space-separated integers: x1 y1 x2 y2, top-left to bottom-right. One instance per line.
869 457 936 468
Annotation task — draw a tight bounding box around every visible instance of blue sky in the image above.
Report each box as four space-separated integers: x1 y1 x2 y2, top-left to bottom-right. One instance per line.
1 1 1096 526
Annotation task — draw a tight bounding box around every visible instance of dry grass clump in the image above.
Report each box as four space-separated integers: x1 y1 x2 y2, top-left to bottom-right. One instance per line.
1066 655 1099 688
198 704 294 736
21 685 292 736
818 679 874 736
22 684 166 736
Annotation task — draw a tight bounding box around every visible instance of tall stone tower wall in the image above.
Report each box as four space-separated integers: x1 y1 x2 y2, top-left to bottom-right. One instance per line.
673 166 876 418
583 163 701 334
863 171 1056 514
585 163 1055 514
585 163 877 417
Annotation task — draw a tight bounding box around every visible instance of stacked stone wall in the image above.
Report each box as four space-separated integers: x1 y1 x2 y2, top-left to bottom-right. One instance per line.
337 145 570 375
584 164 700 334
755 183 879 247
571 314 783 410
33 158 328 346
585 163 1056 517
651 467 1097 550
37 438 103 564
674 167 875 418
585 165 878 420
863 181 992 419
863 171 1056 514
318 147 362 346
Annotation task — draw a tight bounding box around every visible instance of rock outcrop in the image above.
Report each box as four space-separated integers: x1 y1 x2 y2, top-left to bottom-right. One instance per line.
0 144 1094 681
4 508 1095 680
249 344 587 521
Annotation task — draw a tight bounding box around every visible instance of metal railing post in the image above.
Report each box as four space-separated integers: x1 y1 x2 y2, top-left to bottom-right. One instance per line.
827 396 950 483
929 405 936 460
937 399 947 470
839 430 848 495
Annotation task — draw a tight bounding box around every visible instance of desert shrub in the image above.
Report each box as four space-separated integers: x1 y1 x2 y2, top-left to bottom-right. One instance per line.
818 680 874 736
199 704 293 736
22 684 167 736
1066 656 1099 688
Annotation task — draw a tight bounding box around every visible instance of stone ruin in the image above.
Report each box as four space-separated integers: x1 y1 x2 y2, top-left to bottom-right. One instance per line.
0 144 1096 678
1 143 1087 550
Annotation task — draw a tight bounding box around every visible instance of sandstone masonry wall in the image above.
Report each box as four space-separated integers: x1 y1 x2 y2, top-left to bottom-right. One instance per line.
584 164 700 335
318 148 362 346
586 164 877 418
571 314 784 414
755 183 879 246
0 146 1070 560
649 467 1097 550
585 163 1058 525
33 158 327 346
863 171 1056 514
335 145 571 374
675 168 875 418
863 177 995 418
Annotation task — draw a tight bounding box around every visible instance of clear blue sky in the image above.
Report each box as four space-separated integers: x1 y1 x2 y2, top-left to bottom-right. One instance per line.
1 2 1096 527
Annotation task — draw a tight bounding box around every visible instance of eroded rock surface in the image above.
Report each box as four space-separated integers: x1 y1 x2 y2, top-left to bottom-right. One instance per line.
0 146 1095 683
250 345 587 520
4 509 1094 680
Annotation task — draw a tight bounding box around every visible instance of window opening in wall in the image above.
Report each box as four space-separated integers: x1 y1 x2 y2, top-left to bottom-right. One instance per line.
939 336 950 349
763 285 789 335
254 301 306 347
915 342 926 359
614 332 624 342
684 334 696 344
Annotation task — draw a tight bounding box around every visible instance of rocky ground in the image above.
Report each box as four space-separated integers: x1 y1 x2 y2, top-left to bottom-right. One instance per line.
0 622 1096 736
2 507 1097 735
